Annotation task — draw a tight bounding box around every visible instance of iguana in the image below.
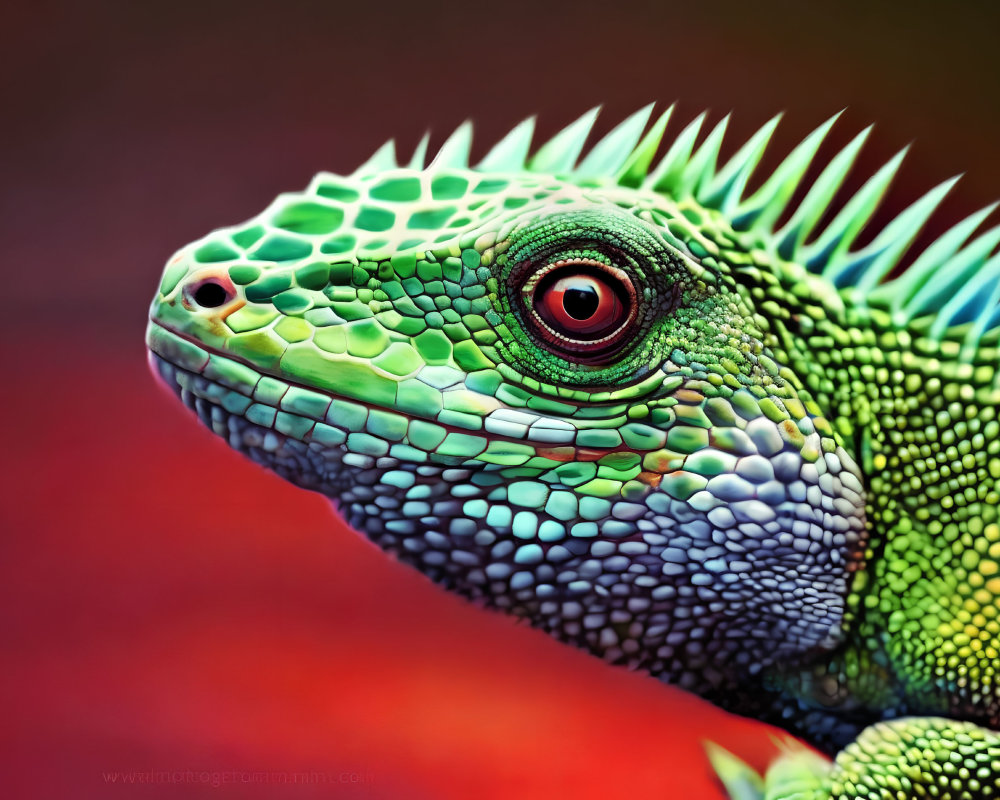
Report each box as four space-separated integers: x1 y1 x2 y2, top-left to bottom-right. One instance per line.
146 105 1000 799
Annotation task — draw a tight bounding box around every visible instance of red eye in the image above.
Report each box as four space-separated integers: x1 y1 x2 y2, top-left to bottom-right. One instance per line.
521 258 637 358
541 274 624 335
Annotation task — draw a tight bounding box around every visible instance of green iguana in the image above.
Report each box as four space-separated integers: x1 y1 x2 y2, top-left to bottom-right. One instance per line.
146 105 1000 799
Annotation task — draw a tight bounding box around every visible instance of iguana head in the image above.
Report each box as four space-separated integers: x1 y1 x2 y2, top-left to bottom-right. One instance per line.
147 106 998 707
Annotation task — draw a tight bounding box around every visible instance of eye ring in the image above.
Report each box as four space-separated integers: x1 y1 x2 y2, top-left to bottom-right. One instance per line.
519 258 638 360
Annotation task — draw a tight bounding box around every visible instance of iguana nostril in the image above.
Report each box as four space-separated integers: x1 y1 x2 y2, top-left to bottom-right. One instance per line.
190 280 231 308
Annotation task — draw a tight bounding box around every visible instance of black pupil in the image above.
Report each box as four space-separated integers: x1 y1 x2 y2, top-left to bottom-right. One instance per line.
193 281 228 308
563 286 599 320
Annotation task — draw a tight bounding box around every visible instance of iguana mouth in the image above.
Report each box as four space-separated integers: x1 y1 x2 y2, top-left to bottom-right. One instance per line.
146 319 680 467
149 341 676 508
148 349 365 499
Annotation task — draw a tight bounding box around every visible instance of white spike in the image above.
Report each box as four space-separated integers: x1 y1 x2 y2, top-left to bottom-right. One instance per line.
734 111 843 231
575 103 655 178
352 139 398 176
408 132 431 169
644 112 706 194
430 121 473 169
477 116 536 172
528 107 602 174
698 114 782 214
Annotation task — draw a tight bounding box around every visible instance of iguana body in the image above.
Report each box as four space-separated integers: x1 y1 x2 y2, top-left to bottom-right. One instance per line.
146 106 1000 798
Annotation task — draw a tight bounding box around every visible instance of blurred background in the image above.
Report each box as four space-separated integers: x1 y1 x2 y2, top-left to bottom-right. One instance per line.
3 1 999 796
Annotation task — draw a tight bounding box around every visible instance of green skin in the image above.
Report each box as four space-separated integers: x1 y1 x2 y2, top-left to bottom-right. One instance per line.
147 108 1000 798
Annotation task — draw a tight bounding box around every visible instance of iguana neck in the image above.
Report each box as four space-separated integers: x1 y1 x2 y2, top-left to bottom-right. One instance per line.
766 317 1000 745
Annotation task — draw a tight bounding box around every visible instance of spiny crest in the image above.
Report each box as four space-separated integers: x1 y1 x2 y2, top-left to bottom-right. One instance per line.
354 106 1000 347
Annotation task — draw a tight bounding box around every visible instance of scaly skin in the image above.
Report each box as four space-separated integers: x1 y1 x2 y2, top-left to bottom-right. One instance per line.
146 106 1000 798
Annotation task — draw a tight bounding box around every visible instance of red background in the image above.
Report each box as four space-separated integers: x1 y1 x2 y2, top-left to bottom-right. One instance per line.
3 1 1000 797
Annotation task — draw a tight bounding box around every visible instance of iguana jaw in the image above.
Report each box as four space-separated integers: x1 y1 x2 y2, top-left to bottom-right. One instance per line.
148 313 869 690
146 320 663 475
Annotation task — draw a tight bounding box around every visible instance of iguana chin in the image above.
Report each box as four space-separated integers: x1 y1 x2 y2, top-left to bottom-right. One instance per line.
146 104 1000 799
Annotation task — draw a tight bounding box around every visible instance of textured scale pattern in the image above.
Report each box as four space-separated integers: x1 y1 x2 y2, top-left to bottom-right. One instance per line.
147 106 1000 797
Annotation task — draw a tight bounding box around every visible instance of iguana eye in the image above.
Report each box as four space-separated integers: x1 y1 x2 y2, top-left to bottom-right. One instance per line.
522 258 637 358
542 273 620 333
